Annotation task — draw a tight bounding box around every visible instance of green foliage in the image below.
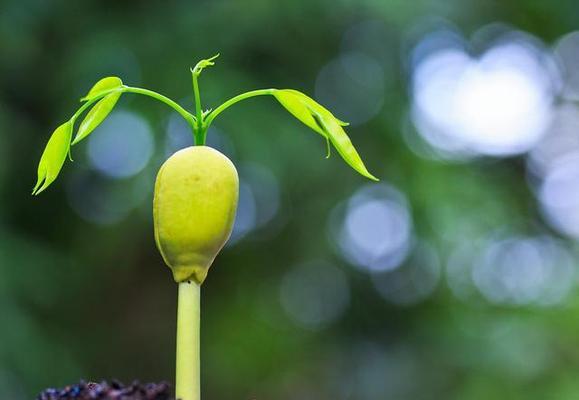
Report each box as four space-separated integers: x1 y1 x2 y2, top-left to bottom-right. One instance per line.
33 79 197 194
273 89 378 181
273 89 328 137
73 76 124 145
32 121 73 195
81 77 123 101
33 61 377 195
72 92 122 145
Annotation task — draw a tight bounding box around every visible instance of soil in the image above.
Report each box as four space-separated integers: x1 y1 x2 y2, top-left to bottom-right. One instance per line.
36 380 174 400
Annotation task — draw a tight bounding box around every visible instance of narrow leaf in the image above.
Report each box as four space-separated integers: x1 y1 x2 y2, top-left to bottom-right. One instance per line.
274 89 351 129
273 89 378 181
72 92 121 145
81 76 123 101
312 109 378 181
273 89 327 137
33 121 73 195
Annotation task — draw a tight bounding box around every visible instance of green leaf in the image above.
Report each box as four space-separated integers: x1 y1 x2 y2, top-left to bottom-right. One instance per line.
273 89 328 137
81 76 123 101
72 92 121 145
32 121 73 195
273 89 351 131
273 89 378 181
312 109 378 181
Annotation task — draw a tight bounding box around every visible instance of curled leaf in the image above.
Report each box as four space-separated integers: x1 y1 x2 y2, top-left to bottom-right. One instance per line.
72 92 121 145
273 89 377 181
191 54 220 76
32 121 73 195
81 76 123 101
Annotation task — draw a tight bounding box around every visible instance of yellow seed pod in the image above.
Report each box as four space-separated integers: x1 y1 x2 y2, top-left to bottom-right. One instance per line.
153 146 239 284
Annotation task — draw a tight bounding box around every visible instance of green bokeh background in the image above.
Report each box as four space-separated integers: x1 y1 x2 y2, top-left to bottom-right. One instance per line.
2 0 579 399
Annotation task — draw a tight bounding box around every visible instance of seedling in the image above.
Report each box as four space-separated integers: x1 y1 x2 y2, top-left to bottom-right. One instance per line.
33 55 377 400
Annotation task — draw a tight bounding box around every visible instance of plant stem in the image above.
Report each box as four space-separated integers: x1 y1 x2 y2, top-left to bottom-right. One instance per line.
123 86 197 131
203 89 275 129
191 71 207 146
176 281 201 400
192 74 203 124
71 86 197 141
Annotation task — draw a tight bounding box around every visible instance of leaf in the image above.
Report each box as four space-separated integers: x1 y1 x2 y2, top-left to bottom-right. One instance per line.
313 109 378 181
72 92 121 145
273 89 351 131
273 89 378 181
81 76 123 101
273 89 327 137
32 121 73 195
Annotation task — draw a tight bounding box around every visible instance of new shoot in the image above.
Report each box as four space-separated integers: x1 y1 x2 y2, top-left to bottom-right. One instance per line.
33 55 377 400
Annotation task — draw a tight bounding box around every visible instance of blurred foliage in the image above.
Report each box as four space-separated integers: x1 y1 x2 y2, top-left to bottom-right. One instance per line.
3 0 579 399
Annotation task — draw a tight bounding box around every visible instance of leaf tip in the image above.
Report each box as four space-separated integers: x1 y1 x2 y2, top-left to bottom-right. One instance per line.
33 184 48 196
84 76 123 100
32 179 48 196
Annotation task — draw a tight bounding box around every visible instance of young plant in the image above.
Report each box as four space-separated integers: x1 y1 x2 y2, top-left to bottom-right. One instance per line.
33 55 377 400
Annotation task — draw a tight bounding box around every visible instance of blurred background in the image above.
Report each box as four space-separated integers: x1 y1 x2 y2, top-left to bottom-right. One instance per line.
2 0 579 399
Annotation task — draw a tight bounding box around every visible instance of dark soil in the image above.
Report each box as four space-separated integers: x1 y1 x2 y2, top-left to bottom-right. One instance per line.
36 380 174 400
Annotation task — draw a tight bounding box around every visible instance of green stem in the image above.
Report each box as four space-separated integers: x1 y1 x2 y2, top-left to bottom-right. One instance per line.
191 71 206 146
123 86 197 130
203 89 275 129
192 75 203 126
176 281 201 400
71 86 197 138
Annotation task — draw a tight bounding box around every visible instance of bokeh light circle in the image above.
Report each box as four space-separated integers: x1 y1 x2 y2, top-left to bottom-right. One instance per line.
410 27 558 158
333 184 413 273
228 163 280 245
315 52 385 126
87 111 154 179
280 260 350 330
372 241 441 305
472 236 574 306
538 154 579 238
554 31 579 101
